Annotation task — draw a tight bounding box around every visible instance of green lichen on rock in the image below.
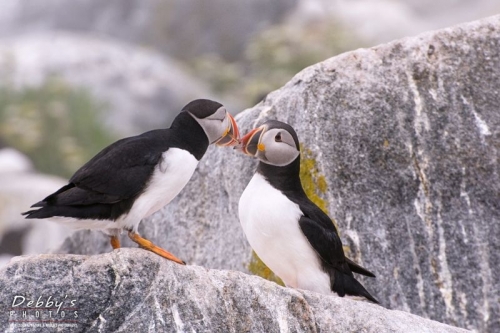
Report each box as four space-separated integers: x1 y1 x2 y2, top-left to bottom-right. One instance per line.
299 145 350 256
299 145 329 215
248 251 284 286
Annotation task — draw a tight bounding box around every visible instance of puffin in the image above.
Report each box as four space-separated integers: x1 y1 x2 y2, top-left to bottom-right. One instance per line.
23 99 239 264
237 120 378 303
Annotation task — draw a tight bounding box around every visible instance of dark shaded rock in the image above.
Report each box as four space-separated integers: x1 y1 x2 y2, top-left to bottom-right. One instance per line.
0 249 469 332
58 15 500 332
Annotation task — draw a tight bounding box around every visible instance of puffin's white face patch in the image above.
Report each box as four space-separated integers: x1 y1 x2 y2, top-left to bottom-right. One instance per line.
238 173 331 294
190 106 229 144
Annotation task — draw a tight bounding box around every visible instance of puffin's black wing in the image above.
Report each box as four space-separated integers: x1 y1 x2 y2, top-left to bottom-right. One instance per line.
296 199 379 304
297 213 347 271
298 215 378 304
69 130 169 199
23 130 170 220
295 199 375 277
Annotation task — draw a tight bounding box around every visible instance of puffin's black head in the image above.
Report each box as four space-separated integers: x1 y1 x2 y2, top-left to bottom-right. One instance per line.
182 99 239 146
237 120 300 166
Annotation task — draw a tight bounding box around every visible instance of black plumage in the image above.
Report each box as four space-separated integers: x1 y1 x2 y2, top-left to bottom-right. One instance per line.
23 112 208 222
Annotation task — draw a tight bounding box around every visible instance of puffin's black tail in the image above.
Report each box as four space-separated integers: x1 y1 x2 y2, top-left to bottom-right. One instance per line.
332 268 379 304
22 183 119 220
23 204 114 220
22 183 74 219
22 206 59 219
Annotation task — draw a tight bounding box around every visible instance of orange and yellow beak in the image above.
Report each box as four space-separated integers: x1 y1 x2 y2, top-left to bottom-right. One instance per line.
236 126 266 156
215 113 240 147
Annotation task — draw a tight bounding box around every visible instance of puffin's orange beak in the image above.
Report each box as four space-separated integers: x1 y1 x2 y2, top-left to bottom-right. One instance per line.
215 113 240 147
235 126 266 156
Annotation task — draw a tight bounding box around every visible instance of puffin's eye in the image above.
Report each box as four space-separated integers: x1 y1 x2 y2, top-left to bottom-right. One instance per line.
275 132 282 142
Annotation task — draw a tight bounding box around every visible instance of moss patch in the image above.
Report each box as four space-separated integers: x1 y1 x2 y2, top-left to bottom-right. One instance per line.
299 145 351 256
299 145 330 215
248 251 284 286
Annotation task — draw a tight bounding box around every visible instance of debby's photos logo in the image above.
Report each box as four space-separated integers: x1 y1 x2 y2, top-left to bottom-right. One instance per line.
8 295 80 329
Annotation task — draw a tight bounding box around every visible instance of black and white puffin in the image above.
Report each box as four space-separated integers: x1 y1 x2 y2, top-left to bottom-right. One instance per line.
237 120 378 303
23 99 239 264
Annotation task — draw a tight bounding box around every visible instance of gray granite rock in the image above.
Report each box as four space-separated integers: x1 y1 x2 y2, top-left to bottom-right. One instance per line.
0 249 470 332
57 15 500 332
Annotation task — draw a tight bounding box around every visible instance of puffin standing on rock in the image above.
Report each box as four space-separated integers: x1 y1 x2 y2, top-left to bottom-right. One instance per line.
23 99 239 264
237 120 378 303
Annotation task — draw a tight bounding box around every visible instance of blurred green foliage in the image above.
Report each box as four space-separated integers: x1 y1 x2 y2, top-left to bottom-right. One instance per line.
190 21 365 105
0 78 116 178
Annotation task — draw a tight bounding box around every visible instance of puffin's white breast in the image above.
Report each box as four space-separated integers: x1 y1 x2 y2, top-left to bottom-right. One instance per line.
118 147 198 230
238 173 331 294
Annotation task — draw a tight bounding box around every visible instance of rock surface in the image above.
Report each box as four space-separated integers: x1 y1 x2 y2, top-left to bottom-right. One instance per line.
57 15 500 332
0 249 470 332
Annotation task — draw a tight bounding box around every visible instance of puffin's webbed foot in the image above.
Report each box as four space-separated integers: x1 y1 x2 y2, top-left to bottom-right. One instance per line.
127 231 186 265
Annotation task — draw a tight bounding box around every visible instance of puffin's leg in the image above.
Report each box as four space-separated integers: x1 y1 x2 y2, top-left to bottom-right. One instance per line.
128 230 185 265
110 235 121 249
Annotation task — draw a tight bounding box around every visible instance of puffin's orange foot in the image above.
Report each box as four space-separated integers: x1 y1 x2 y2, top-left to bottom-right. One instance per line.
110 235 121 249
128 231 185 265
